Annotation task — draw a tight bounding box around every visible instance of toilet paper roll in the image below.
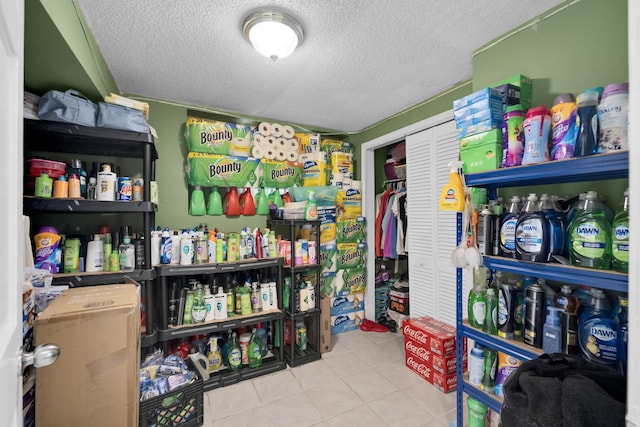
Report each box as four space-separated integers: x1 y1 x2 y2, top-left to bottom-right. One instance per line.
276 151 288 161
265 149 276 160
258 122 273 136
253 134 266 149
271 123 283 137
350 180 362 190
287 138 299 152
287 151 298 162
266 136 277 147
282 125 295 139
252 146 265 159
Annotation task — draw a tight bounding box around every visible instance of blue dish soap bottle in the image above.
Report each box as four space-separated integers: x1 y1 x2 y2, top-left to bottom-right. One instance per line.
578 288 616 366
515 193 549 262
499 196 522 258
542 306 563 354
539 194 564 259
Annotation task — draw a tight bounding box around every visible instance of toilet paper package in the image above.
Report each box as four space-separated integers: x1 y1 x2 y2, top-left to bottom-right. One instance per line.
319 244 337 274
302 159 327 187
336 216 366 243
295 132 321 153
259 160 302 188
318 207 337 223
185 117 252 155
330 293 365 315
330 152 354 170
320 272 336 297
336 188 362 217
334 268 366 296
337 242 366 270
331 310 365 335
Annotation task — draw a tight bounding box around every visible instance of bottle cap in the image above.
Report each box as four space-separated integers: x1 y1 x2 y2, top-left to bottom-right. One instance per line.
553 93 576 105
525 105 549 118
57 175 67 181
38 226 59 234
504 104 523 114
546 306 562 325
577 91 599 105
583 86 604 99
602 82 629 98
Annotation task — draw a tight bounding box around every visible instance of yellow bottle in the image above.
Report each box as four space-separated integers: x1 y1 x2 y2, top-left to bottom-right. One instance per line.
208 337 222 372
439 161 466 211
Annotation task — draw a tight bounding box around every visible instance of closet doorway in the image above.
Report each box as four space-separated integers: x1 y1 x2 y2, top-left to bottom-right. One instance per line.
361 111 468 324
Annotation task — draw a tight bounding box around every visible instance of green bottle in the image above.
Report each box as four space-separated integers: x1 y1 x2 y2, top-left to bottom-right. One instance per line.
611 188 629 273
483 288 498 335
568 191 612 269
270 189 283 208
481 348 497 392
183 289 195 325
240 280 252 316
468 284 487 329
191 283 207 323
207 186 224 216
227 332 242 371
189 185 206 216
247 328 263 368
255 187 270 215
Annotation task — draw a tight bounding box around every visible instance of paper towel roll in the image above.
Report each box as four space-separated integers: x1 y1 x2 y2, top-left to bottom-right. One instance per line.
287 151 298 162
282 125 295 139
275 137 287 148
287 138 299 152
253 134 265 148
265 149 276 160
276 151 287 161
258 122 273 136
271 123 283 137
252 145 265 159
266 136 277 147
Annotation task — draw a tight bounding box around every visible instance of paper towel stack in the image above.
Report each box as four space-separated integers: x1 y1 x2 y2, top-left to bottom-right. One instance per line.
252 122 299 162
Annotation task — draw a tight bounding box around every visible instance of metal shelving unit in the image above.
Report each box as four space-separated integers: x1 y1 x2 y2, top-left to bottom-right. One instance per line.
456 152 629 426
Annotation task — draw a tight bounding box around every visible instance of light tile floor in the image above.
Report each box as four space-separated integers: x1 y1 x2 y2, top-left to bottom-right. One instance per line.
204 329 457 427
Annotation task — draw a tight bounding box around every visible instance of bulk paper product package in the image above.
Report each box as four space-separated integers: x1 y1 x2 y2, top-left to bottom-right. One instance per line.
336 188 362 217
331 309 364 335
330 152 354 173
334 268 366 296
295 132 321 153
318 206 337 223
187 153 261 187
259 159 303 188
319 244 337 274
336 216 366 243
302 158 327 187
330 293 365 315
337 242 366 270
35 283 140 427
307 295 332 353
185 117 253 155
320 272 336 297
321 139 354 158
320 222 337 246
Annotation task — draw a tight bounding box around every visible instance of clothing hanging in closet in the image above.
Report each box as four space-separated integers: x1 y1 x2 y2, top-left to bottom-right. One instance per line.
375 184 407 259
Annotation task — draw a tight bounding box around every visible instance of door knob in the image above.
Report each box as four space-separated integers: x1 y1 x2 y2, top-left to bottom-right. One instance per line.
22 343 60 370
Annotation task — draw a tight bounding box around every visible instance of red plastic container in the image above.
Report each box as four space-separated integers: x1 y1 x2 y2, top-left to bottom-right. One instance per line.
28 158 66 178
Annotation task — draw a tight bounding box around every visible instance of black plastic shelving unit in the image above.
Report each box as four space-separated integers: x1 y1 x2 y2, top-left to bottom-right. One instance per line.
267 219 322 367
456 151 629 426
23 119 158 347
155 258 286 390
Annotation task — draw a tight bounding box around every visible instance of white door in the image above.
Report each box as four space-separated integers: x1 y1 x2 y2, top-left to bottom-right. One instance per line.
0 0 24 425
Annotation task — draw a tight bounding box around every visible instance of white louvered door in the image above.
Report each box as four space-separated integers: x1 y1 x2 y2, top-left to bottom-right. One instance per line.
406 119 467 326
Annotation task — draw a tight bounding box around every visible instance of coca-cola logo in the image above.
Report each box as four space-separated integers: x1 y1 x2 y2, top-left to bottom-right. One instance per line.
447 376 457 386
404 326 428 344
405 341 430 360
407 357 430 377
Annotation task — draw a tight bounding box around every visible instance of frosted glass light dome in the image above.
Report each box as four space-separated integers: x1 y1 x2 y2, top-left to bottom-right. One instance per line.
243 10 304 61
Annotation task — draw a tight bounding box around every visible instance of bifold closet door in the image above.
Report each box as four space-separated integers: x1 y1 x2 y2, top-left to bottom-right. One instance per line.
406 119 470 326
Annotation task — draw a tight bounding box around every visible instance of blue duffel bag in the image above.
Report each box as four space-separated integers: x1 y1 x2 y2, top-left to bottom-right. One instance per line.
37 89 98 127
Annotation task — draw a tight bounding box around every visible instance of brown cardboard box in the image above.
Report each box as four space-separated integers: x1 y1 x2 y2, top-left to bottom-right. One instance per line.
319 295 332 353
35 284 140 427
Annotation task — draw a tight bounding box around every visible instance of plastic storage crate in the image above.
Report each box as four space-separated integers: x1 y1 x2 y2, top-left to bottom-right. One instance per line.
139 377 203 427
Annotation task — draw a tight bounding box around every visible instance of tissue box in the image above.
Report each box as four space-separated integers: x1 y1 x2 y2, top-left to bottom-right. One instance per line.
330 293 365 315
336 216 366 243
453 87 501 110
334 268 366 296
331 310 364 335
460 129 503 174
456 116 501 139
453 97 503 121
337 242 366 270
320 244 337 274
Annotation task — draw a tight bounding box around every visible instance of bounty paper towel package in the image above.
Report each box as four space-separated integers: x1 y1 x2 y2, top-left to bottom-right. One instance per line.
259 160 303 188
320 272 336 297
185 117 252 155
330 293 365 315
337 242 366 270
336 216 366 243
320 244 337 274
334 268 366 296
187 153 261 187
320 222 337 246
321 139 354 158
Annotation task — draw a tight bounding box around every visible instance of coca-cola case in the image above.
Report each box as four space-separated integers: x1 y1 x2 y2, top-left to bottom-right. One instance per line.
404 337 431 365
432 370 457 393
402 316 462 356
405 354 433 383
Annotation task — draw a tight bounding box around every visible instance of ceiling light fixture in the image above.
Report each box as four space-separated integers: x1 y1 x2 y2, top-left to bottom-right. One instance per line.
242 9 304 61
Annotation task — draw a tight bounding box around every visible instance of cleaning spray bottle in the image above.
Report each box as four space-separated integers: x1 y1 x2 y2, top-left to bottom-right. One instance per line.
305 191 318 220
439 161 465 211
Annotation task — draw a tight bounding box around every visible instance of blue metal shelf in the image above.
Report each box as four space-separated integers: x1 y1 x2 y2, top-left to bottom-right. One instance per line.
483 256 628 292
462 322 543 361
464 151 628 189
461 381 503 414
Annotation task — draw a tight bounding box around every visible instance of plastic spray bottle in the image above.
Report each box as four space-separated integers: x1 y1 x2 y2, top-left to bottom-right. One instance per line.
305 191 318 220
439 161 465 211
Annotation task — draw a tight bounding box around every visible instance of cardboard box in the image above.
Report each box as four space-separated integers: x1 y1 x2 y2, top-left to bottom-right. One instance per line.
453 87 501 110
493 74 532 110
432 371 457 393
330 293 365 315
389 286 410 315
431 352 458 375
35 284 140 427
404 337 432 365
460 129 503 174
492 83 521 109
402 316 458 356
405 354 433 383
453 97 504 121
319 295 332 353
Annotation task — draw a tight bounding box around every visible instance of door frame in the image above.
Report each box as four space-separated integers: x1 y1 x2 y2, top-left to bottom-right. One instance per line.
360 110 452 320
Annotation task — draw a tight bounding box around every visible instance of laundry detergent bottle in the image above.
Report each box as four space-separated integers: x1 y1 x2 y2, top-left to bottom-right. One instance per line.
568 191 612 269
515 193 549 262
578 288 616 366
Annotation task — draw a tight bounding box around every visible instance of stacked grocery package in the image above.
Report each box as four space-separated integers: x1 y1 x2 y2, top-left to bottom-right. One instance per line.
403 316 467 393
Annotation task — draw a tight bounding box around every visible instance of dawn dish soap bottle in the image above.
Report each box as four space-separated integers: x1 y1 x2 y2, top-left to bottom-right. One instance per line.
568 191 612 269
578 288 616 366
247 327 263 368
611 188 629 273
515 193 549 262
539 194 564 259
499 196 521 258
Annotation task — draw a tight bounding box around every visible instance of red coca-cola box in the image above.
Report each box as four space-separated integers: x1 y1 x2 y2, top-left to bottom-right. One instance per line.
432 370 457 393
430 352 457 375
405 354 433 383
404 337 431 365
402 316 458 356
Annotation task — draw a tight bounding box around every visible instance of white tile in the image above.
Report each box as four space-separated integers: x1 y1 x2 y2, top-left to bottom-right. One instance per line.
375 360 423 390
369 390 436 427
310 421 332 427
338 330 378 352
324 350 371 377
363 330 400 346
291 359 340 390
252 369 303 404
264 391 324 427
405 380 457 418
211 406 272 427
322 335 353 359
325 403 388 427
204 380 261 419
342 369 398 402
358 342 404 367
306 378 363 417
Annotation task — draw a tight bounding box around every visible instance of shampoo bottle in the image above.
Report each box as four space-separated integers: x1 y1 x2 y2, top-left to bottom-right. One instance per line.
213 286 227 320
96 164 117 201
439 161 465 211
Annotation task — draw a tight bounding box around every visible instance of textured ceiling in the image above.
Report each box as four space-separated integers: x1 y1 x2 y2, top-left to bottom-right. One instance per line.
75 0 564 133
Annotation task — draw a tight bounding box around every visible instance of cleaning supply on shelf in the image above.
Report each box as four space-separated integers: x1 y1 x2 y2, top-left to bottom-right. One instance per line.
501 104 525 167
118 235 135 271
247 328 263 368
207 186 224 215
439 161 465 211
52 175 68 198
227 332 242 371
191 283 207 323
542 306 563 354
568 190 612 269
578 288 616 366
204 285 215 322
549 93 578 160
468 282 487 329
68 173 81 198
483 287 498 335
34 172 53 198
85 234 104 272
180 230 194 265
305 190 318 220
256 323 268 356
255 187 270 215
616 296 628 376
611 188 629 273
575 90 600 156
554 285 579 314
494 352 522 397
250 282 262 313
207 336 222 372
499 196 521 258
96 164 117 201
477 204 494 256
539 193 564 257
159 228 171 264
33 226 62 274
521 105 551 165
467 396 488 427
597 82 629 152
481 347 497 392
189 185 206 216
515 193 549 262
524 281 545 348
497 282 518 339
68 159 88 198
240 188 256 215
223 187 241 216
560 311 579 355
468 343 484 386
